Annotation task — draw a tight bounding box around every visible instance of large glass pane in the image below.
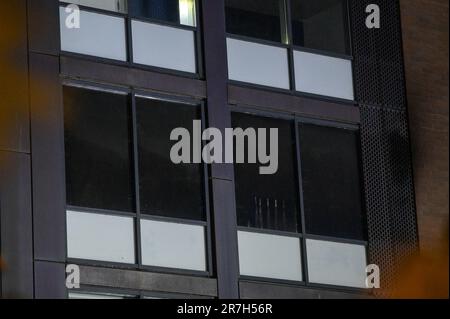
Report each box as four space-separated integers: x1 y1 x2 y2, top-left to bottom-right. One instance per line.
63 86 134 212
129 0 197 27
291 0 350 55
136 97 205 221
238 231 302 281
60 0 127 13
306 239 367 288
66 211 135 263
59 7 127 61
225 0 287 43
233 113 300 233
140 219 206 271
298 123 366 240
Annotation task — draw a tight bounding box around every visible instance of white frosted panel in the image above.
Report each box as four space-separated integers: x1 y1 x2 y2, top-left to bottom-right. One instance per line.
306 239 367 288
66 211 135 263
60 7 127 61
294 50 354 100
140 220 206 271
238 231 302 281
59 0 127 12
227 38 290 89
132 20 196 73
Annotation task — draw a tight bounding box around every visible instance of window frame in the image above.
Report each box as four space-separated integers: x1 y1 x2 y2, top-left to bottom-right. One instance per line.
62 79 213 278
59 0 204 79
224 0 355 103
231 106 370 294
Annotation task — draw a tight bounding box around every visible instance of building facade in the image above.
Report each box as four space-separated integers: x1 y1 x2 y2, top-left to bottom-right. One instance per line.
0 0 430 299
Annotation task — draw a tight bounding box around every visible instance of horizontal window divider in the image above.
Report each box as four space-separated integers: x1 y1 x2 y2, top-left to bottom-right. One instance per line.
67 258 139 271
294 116 360 131
292 45 353 61
239 275 305 287
129 62 200 80
226 33 289 49
237 227 302 239
61 78 131 95
292 90 356 107
228 80 294 96
74 285 141 298
134 91 202 106
303 234 368 246
60 54 201 81
304 282 373 295
130 16 197 32
139 214 208 227
60 51 130 68
66 206 137 218
59 2 128 18
140 265 210 278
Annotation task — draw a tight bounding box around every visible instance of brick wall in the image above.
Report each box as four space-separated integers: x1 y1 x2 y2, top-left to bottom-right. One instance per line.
400 0 449 254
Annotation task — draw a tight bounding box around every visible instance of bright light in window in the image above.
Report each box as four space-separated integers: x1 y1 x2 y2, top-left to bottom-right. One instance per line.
179 0 196 27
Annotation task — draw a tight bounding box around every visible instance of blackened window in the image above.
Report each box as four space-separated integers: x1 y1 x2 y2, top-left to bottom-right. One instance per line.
232 113 300 233
63 86 134 212
298 123 366 240
291 0 350 55
137 97 205 221
129 0 197 27
225 0 288 43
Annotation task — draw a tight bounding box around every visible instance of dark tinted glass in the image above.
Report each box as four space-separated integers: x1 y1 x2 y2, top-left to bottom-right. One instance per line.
225 0 287 43
299 123 366 240
63 86 134 212
129 0 196 26
137 97 205 221
232 113 300 233
291 0 350 55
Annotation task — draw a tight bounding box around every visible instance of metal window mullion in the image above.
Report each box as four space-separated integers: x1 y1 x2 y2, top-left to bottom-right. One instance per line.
130 92 143 268
294 118 310 284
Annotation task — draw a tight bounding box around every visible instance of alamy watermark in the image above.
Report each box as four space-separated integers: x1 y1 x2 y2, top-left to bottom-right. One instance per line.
170 121 279 175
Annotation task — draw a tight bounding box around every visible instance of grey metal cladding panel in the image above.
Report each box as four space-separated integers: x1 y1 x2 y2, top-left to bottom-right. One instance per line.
27 0 60 55
79 266 218 297
60 56 207 99
350 0 406 109
34 261 67 299
0 0 30 153
0 151 34 299
30 53 67 262
239 281 371 299
211 179 240 298
228 85 361 124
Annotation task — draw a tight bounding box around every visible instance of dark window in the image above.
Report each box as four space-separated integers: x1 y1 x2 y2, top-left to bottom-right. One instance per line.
129 0 197 27
225 0 287 43
137 97 205 221
298 123 366 240
232 113 300 233
291 0 350 55
63 86 134 212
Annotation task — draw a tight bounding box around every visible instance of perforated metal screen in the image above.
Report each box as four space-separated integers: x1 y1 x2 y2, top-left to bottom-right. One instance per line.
350 0 419 295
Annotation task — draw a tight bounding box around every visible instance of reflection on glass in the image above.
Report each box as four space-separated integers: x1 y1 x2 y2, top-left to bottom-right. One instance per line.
63 86 134 212
60 0 128 13
299 123 366 240
136 97 205 221
291 0 350 55
225 0 287 43
232 113 300 233
129 0 197 27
